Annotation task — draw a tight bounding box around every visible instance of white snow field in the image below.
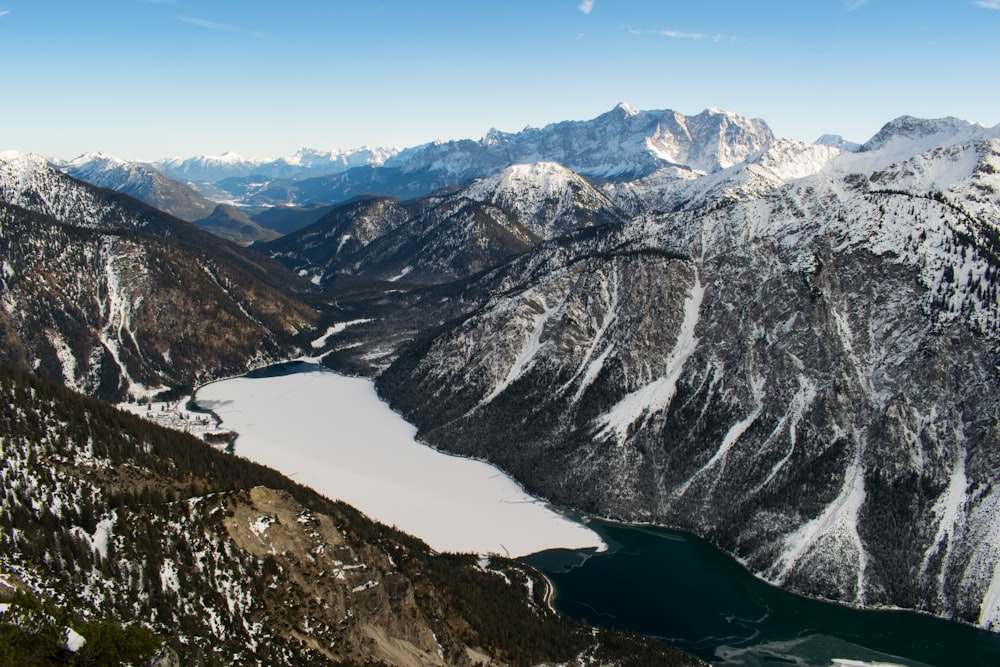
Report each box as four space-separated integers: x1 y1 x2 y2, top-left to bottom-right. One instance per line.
194 362 604 557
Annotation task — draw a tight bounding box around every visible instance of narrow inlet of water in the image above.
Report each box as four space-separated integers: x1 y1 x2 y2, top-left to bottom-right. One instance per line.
524 519 1000 667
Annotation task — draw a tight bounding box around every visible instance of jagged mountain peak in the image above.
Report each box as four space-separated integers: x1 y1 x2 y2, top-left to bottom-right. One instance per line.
383 104 774 184
619 101 640 115
860 114 988 152
64 151 155 177
0 150 51 172
600 101 641 120
460 161 622 239
815 134 861 152
603 138 842 215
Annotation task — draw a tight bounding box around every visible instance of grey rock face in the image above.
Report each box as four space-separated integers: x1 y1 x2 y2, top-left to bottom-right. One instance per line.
0 153 316 400
64 153 218 222
377 138 1000 629
260 162 625 286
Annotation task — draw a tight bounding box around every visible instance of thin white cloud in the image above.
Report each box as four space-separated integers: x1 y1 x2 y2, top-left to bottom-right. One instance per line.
629 27 707 40
578 0 595 15
973 0 1000 9
178 15 239 32
177 15 268 38
0 10 10 18
661 29 705 39
846 0 870 10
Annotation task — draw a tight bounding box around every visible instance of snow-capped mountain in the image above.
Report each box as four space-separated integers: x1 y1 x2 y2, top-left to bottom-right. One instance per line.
260 161 625 286
204 104 775 210
5 105 1000 648
388 103 774 181
462 162 624 239
157 146 399 184
1 150 183 234
859 115 993 153
604 139 843 214
815 134 861 152
63 151 217 222
0 152 315 399
370 118 1000 631
157 151 272 183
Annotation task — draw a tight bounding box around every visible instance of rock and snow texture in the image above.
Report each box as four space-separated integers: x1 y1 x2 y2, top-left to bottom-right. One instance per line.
386 103 774 183
260 161 625 286
0 158 315 400
461 162 623 239
377 121 1000 631
156 146 399 183
63 152 217 222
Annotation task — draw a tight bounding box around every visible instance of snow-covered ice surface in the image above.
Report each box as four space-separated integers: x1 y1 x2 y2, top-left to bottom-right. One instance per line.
194 362 604 557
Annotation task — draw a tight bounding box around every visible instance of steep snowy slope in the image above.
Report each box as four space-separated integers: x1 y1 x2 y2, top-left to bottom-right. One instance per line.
261 162 625 286
0 153 317 400
376 128 1000 630
605 139 843 214
64 152 217 222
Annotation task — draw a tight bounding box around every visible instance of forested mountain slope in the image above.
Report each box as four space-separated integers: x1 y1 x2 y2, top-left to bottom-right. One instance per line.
0 365 703 666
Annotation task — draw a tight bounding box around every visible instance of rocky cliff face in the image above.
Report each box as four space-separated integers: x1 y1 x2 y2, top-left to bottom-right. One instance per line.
63 152 218 222
0 153 317 400
0 202 316 401
260 162 625 286
376 133 1000 629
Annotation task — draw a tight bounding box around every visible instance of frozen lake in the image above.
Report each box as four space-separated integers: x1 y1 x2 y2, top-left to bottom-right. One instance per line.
194 361 603 557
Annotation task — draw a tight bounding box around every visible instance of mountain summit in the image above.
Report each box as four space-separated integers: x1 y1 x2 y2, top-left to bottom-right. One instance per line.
386 104 774 181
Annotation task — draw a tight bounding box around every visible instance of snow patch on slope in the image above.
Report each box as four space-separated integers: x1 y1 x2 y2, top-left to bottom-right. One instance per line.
594 274 704 443
770 447 869 602
481 294 564 405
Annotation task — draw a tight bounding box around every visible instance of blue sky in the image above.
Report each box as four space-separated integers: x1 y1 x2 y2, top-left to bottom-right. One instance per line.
1 1 998 160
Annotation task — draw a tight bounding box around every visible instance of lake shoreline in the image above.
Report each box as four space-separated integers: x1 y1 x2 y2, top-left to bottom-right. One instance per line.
145 356 1000 665
190 358 606 557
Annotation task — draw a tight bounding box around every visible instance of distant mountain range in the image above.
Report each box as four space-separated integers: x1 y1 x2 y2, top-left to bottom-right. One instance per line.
64 104 775 214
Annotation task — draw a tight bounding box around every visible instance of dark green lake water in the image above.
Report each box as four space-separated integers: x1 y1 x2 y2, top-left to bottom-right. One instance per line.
523 519 1000 667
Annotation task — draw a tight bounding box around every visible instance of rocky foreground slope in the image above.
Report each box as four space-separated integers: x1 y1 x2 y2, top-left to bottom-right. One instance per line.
0 365 702 666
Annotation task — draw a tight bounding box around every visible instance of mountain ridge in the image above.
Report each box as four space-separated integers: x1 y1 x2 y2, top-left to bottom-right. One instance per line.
368 124 1000 633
